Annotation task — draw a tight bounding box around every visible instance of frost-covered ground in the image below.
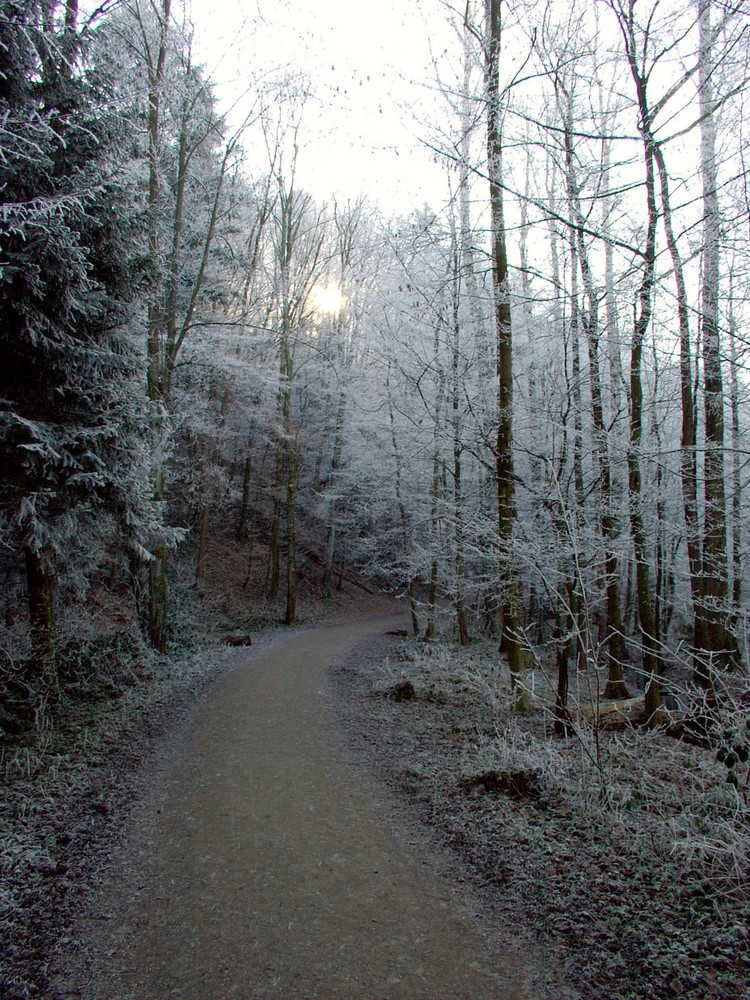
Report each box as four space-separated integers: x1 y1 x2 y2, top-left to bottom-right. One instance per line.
0 627 250 1000
0 571 398 999
2 610 748 999
330 634 750 1000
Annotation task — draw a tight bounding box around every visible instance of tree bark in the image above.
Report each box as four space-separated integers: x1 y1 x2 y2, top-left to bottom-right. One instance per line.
24 546 56 688
388 373 420 637
267 444 283 600
698 0 731 671
559 103 627 698
614 1 664 724
728 292 743 636
238 420 257 541
651 139 708 676
323 391 346 600
142 0 171 652
450 223 470 646
486 0 530 709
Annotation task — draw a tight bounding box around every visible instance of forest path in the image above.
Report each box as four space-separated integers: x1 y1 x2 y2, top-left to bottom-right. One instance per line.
76 617 539 999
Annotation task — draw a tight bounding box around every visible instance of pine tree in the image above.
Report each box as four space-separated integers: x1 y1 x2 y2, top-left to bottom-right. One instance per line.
0 1 146 699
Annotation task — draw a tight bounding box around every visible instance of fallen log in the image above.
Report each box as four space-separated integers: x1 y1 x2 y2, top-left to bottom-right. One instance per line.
569 694 645 725
221 634 253 647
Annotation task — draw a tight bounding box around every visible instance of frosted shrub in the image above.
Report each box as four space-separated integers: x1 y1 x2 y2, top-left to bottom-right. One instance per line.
467 720 572 794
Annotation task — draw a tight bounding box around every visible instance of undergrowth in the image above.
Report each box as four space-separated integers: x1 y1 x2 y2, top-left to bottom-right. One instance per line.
369 636 750 1000
0 622 247 1000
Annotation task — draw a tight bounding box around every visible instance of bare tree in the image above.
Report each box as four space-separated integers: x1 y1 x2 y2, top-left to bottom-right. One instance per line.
485 0 531 709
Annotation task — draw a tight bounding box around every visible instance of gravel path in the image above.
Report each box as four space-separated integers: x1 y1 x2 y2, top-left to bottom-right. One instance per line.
63 617 541 999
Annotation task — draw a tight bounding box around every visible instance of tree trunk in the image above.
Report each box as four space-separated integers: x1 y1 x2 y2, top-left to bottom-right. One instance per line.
323 391 346 600
24 546 56 688
617 12 664 724
243 443 269 588
728 293 743 640
136 0 232 649
285 445 298 625
486 0 530 710
699 0 731 670
553 637 572 736
388 374 420 637
148 540 168 654
196 506 210 584
651 139 708 680
195 386 230 585
451 226 470 647
560 105 627 698
628 119 663 724
142 0 171 652
268 444 283 600
237 420 257 541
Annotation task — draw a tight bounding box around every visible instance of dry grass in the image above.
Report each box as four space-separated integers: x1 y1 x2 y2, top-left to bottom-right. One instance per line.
336 635 750 1000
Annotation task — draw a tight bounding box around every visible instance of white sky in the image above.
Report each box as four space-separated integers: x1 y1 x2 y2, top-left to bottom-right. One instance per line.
188 0 452 215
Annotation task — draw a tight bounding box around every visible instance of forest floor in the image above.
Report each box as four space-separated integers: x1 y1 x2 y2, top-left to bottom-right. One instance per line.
1 536 748 998
47 617 554 999
0 536 399 999
330 632 750 1000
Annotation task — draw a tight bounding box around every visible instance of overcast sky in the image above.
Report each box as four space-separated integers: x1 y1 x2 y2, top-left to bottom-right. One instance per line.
188 0 451 215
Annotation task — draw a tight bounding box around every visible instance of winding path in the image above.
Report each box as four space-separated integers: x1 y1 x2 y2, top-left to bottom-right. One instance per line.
82 618 539 999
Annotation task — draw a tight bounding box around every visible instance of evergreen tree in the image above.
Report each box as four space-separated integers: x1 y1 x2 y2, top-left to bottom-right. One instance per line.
0 1 146 697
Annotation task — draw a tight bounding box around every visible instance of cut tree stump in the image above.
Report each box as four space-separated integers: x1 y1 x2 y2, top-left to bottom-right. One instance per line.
392 680 415 702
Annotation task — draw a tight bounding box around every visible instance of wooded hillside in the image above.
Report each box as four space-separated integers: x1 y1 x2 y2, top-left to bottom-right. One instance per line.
1 4 749 992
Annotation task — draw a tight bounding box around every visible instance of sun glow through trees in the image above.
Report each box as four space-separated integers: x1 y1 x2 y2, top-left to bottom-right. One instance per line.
311 283 346 318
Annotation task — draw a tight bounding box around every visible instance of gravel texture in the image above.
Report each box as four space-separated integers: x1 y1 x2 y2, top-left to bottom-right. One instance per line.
45 617 551 999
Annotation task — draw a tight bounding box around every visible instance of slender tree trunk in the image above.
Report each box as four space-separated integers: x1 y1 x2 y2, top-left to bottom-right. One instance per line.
486 0 530 709
281 296 298 623
243 443 269 588
196 386 230 584
546 186 576 721
285 441 298 625
426 318 446 640
728 294 743 638
699 0 731 670
24 546 56 689
559 107 627 698
628 108 663 724
550 458 575 734
268 444 283 600
388 374 419 636
602 139 625 406
323 391 346 599
460 7 493 394
137 0 232 648
554 634 572 736
450 230 470 646
651 140 708 678
650 348 669 648
426 456 440 641
60 0 79 75
568 224 589 676
143 0 171 653
195 507 210 584
614 4 665 725
148 459 168 653
238 449 253 541
282 338 298 625
238 420 257 540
